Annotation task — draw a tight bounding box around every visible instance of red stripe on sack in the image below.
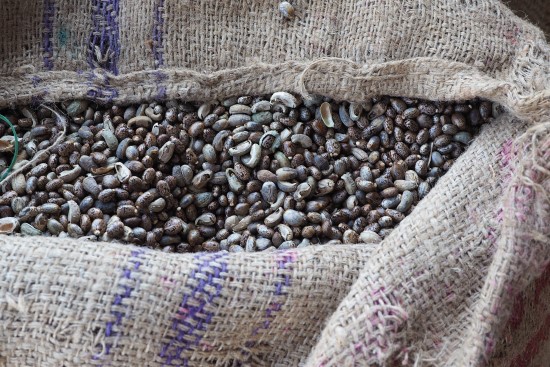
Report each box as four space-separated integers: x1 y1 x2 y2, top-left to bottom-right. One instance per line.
534 263 550 306
508 293 526 330
509 312 550 367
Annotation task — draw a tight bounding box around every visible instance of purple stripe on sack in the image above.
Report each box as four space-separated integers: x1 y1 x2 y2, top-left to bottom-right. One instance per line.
42 0 56 70
160 252 228 367
243 250 297 351
30 76 49 108
154 70 168 101
153 0 165 67
89 0 120 74
93 250 145 362
85 70 119 104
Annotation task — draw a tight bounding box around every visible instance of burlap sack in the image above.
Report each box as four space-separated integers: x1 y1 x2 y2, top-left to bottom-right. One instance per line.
1 0 549 366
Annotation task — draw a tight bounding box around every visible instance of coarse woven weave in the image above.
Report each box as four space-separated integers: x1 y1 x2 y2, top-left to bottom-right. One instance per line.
0 0 549 366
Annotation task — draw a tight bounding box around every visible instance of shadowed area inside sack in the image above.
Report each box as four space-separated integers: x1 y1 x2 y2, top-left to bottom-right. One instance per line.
0 93 497 252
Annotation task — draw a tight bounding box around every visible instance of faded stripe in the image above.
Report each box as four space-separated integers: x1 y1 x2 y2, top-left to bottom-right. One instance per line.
509 312 550 367
160 252 228 367
89 0 121 74
153 0 165 67
42 0 56 70
93 250 145 363
243 250 297 352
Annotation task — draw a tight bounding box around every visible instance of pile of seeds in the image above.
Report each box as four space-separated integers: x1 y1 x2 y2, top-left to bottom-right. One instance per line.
0 93 493 252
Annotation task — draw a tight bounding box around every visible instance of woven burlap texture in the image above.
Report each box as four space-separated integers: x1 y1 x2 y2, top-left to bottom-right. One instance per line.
1 0 550 366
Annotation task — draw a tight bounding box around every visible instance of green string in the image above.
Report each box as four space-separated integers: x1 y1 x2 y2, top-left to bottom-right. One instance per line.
0 113 19 183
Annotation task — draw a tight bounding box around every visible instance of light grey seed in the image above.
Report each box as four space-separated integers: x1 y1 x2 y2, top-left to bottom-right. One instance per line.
192 170 213 189
251 100 271 113
149 198 166 213
210 171 228 185
245 236 256 252
227 233 242 245
396 190 414 213
257 224 274 238
342 173 357 195
67 200 81 224
276 167 298 181
67 223 84 238
202 144 217 164
316 179 335 196
212 119 229 131
11 174 26 195
418 181 431 199
102 130 118 150
265 208 284 227
59 166 82 183
159 141 175 163
30 163 48 177
46 219 64 235
228 140 252 156
256 238 272 251
277 181 298 193
252 111 274 125
453 131 473 145
195 213 216 226
212 130 230 151
270 191 286 210
283 209 306 226
378 216 393 228
241 143 261 168
21 222 42 236
229 245 244 253
360 230 382 243
278 241 296 250
197 102 214 119
351 147 369 161
195 192 214 208
381 196 401 209
114 162 131 183
277 224 293 241
226 168 245 193
274 151 291 168
293 182 312 201
66 100 89 117
405 170 420 184
228 114 251 127
40 203 61 215
125 145 139 161
393 180 418 192
11 197 28 215
345 195 358 210
291 134 313 148
229 104 252 115
232 216 252 232
232 130 250 143
180 165 193 185
430 151 444 167
339 104 354 127
261 182 278 203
